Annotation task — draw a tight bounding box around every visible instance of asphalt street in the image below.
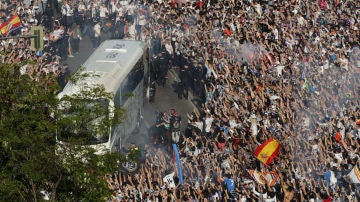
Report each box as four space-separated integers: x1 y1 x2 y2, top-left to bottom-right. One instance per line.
63 33 198 147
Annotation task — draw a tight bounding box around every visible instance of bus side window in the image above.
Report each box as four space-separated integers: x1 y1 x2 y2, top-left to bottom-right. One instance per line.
120 56 144 104
120 77 129 104
114 88 121 106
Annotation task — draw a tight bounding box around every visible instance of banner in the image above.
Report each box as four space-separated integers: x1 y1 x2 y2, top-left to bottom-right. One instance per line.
163 172 176 188
323 170 337 187
248 170 280 187
0 14 23 36
343 164 360 184
254 138 281 165
172 144 183 185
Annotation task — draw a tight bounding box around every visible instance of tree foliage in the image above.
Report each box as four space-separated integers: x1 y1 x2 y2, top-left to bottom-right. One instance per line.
0 63 124 201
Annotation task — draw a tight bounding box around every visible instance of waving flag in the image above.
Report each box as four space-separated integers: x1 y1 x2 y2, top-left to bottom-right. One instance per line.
334 132 342 144
254 138 281 165
324 170 337 187
163 172 176 188
343 164 360 184
0 14 23 36
248 170 280 187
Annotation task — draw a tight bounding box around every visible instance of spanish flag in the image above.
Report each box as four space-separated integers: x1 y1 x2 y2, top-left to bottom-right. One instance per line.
254 138 281 165
0 14 23 36
223 28 231 37
334 132 342 144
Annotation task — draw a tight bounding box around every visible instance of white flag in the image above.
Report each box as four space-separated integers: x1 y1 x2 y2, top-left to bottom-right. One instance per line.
163 172 176 188
343 165 360 184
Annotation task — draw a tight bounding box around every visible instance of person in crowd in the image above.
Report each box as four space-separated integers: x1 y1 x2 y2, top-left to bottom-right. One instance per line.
76 1 86 25
61 0 74 29
66 26 75 58
170 109 181 144
178 64 191 99
99 3 109 26
127 21 136 40
71 23 81 54
155 51 169 87
112 17 126 39
57 63 70 89
92 21 101 49
1 1 360 201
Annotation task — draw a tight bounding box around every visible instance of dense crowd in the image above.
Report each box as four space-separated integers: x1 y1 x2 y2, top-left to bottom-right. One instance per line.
1 0 360 201
0 0 72 88
106 0 359 201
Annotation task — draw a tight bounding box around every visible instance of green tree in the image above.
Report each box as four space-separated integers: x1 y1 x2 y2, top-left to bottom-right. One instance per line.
0 63 124 201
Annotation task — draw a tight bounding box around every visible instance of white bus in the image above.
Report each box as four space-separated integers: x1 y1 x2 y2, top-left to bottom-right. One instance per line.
57 40 149 154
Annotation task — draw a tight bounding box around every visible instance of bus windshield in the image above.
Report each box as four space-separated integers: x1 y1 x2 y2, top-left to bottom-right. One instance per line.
57 98 110 145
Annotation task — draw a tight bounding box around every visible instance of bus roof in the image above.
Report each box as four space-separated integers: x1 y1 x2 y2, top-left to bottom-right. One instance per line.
84 40 146 73
59 40 146 98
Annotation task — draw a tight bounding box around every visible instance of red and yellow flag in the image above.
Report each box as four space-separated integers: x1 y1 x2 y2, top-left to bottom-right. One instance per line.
334 132 342 144
254 138 281 165
0 14 22 36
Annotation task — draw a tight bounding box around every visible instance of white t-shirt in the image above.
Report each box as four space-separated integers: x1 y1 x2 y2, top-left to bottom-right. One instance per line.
127 4 135 15
254 4 262 16
128 23 136 39
229 119 239 129
250 121 258 136
99 6 108 18
78 4 86 14
94 23 101 37
334 153 343 162
114 5 124 17
165 43 173 55
273 28 278 40
138 15 146 26
204 116 214 133
110 2 117 13
338 58 349 70
120 0 129 6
